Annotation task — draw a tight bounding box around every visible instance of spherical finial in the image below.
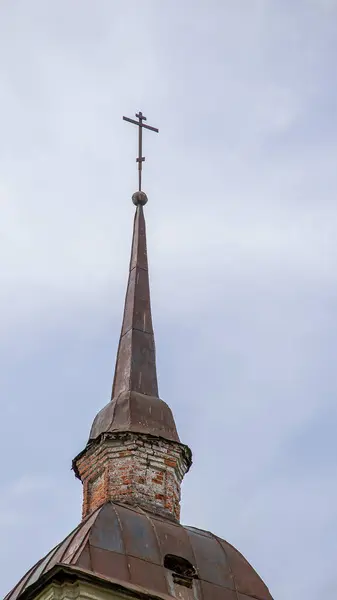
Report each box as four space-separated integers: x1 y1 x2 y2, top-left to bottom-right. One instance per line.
132 191 148 206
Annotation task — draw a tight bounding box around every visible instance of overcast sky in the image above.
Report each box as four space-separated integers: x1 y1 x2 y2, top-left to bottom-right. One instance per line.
1 1 337 598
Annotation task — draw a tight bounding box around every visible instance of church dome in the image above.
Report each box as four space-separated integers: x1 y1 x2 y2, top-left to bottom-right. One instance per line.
6 501 272 600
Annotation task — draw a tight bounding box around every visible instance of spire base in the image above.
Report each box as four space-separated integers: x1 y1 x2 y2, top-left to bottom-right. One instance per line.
89 390 180 443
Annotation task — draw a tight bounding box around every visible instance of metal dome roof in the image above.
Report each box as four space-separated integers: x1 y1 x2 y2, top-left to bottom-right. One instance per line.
6 502 272 600
88 390 181 444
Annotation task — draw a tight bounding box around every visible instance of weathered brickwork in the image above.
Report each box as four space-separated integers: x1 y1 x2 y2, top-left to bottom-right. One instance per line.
75 432 191 522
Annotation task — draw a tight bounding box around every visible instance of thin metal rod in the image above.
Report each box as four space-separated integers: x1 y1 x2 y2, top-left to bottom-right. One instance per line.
138 120 142 191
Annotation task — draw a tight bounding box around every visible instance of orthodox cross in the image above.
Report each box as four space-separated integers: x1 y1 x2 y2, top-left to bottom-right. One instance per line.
123 111 159 192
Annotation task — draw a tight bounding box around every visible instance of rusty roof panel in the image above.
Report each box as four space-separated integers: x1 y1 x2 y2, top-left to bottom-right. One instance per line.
153 517 196 567
6 501 273 600
62 514 95 564
90 504 125 554
90 546 130 583
75 543 91 571
127 556 168 595
24 549 57 589
221 539 272 600
200 581 238 600
186 527 234 589
114 503 161 564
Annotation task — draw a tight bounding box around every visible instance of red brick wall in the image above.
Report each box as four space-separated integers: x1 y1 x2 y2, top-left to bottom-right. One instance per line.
75 433 190 521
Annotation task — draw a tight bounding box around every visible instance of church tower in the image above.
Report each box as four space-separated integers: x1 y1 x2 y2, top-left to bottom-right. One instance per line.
73 191 191 524
5 113 273 600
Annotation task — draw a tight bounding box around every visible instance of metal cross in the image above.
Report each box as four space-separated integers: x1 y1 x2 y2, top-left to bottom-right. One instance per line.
123 111 159 191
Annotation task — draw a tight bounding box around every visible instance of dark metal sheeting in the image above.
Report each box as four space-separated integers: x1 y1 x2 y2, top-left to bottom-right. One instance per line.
88 391 181 443
6 502 273 600
111 204 159 402
86 205 182 446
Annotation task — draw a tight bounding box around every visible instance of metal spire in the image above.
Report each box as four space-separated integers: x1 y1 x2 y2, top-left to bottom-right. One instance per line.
111 199 158 400
86 195 179 442
87 195 180 442
86 111 180 445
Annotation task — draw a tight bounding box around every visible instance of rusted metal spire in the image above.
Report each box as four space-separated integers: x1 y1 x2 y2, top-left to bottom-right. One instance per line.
87 114 180 445
111 196 158 399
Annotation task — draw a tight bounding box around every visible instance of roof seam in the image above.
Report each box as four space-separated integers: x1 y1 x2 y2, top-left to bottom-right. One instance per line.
110 502 132 584
212 533 240 600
